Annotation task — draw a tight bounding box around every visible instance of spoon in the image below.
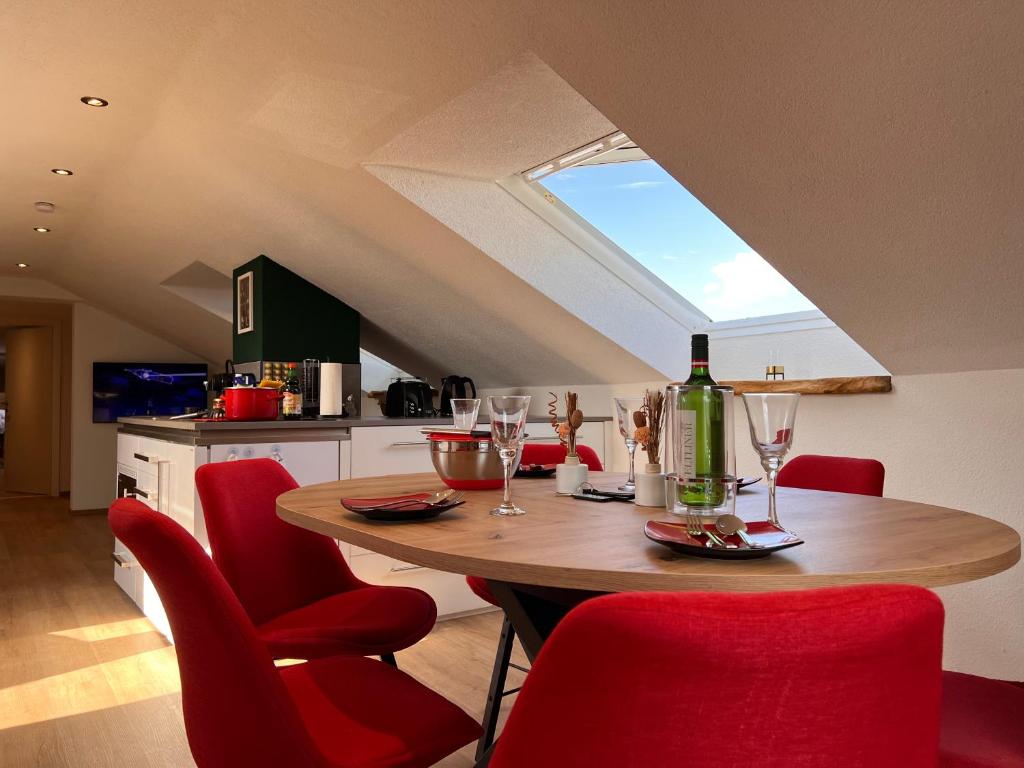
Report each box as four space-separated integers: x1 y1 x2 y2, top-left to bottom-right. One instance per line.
714 514 762 548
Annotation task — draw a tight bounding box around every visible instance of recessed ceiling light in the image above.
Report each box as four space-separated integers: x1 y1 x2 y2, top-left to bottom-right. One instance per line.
34 227 51 233
51 168 73 176
16 263 29 269
34 201 56 213
81 96 109 107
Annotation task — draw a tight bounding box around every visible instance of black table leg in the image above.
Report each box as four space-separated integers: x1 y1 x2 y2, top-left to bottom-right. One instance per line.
473 581 604 767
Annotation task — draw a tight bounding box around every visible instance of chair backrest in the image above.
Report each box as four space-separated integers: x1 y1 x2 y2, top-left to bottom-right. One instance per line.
521 443 604 472
108 498 325 768
195 459 361 626
490 585 943 768
777 454 885 496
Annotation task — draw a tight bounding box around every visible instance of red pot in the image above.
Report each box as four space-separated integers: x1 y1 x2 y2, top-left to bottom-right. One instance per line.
222 387 284 421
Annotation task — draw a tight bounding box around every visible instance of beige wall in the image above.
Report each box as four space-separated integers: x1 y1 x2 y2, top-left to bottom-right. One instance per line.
482 367 1024 680
70 303 211 511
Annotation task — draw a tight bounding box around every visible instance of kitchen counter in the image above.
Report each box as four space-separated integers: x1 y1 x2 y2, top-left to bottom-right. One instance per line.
118 414 610 431
117 414 610 446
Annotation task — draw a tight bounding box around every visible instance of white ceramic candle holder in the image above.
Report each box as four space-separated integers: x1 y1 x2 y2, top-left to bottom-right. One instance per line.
634 463 666 507
555 455 589 495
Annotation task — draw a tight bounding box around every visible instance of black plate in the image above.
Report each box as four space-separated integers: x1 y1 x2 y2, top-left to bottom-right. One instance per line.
644 520 803 559
345 500 464 522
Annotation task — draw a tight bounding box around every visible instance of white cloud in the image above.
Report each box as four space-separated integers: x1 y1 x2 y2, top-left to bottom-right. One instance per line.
699 252 814 320
616 180 665 190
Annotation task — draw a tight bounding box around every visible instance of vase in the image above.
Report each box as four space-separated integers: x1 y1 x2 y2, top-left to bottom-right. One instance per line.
555 455 589 495
634 463 666 507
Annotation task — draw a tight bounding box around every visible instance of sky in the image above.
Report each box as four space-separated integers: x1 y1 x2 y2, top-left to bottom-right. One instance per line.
539 159 818 321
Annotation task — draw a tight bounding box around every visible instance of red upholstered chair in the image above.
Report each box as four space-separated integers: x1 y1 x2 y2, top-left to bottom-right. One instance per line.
777 454 886 496
520 442 604 471
490 586 944 768
195 459 436 664
941 670 1024 766
108 498 481 768
467 443 602 758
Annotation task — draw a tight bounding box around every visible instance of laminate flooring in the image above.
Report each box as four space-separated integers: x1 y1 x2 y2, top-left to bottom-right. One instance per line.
0 495 524 767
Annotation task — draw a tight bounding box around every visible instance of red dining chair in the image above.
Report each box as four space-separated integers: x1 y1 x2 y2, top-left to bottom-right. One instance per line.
108 498 481 768
468 442 604 758
941 670 1024 766
778 454 886 496
489 585 944 768
520 442 604 472
195 459 436 664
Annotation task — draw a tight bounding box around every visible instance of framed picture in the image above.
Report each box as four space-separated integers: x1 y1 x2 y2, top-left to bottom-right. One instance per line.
237 271 254 334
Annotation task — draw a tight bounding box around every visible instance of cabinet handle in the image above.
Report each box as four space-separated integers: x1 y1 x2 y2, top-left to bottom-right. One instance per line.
134 452 166 464
132 488 150 499
111 553 135 568
525 436 561 443
389 441 429 447
270 450 284 463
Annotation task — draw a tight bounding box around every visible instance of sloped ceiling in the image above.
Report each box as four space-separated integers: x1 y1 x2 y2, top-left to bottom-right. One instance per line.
1 0 1021 378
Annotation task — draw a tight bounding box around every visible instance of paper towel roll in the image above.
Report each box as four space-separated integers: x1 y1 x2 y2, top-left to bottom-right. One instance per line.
319 363 344 417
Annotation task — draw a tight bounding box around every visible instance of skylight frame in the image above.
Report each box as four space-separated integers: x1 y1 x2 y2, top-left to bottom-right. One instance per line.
507 132 832 335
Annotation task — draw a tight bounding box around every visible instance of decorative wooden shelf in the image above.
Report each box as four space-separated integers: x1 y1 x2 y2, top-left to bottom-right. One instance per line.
721 376 892 395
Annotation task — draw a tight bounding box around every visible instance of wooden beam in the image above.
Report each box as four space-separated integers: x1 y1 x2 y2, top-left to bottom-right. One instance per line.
720 376 892 395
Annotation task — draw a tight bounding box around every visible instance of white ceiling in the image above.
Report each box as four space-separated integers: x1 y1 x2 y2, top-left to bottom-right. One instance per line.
1 1 1021 381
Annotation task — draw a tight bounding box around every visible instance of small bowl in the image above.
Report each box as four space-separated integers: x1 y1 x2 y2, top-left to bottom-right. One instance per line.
428 433 522 490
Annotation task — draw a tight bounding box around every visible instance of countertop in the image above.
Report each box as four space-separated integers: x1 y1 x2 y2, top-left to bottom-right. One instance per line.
117 414 610 432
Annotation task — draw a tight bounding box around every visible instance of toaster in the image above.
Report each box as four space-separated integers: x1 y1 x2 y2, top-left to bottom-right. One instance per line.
384 378 435 418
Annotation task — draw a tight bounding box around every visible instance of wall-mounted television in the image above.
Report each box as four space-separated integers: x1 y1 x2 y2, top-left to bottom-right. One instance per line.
92 362 209 423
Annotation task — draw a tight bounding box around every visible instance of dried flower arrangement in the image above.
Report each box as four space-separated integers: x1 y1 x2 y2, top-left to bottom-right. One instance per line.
548 391 584 458
634 389 665 469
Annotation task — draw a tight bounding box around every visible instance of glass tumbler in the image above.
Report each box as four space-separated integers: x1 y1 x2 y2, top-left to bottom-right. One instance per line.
451 398 481 430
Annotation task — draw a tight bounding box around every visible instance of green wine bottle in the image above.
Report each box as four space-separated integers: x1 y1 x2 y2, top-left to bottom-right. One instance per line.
679 334 727 507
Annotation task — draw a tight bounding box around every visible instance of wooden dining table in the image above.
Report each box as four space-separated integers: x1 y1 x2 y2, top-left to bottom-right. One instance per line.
277 471 1020 664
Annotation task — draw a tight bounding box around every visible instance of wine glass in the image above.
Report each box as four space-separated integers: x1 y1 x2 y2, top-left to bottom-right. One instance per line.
488 395 532 516
741 393 800 527
613 397 644 492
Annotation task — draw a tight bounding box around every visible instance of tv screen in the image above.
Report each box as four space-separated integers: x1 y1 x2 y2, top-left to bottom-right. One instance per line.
92 362 209 423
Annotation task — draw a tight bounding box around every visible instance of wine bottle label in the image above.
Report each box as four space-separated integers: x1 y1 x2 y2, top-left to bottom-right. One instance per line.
283 392 302 415
680 409 696 478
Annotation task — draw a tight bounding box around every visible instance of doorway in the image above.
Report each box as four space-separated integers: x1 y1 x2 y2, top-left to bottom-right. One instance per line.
0 300 71 498
3 326 58 495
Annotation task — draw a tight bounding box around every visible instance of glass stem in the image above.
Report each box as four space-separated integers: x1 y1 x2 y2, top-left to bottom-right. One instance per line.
763 457 782 526
626 440 637 485
501 448 515 508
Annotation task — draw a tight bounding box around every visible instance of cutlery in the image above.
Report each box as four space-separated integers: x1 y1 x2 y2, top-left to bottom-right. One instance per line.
714 514 762 548
348 490 461 510
685 509 732 548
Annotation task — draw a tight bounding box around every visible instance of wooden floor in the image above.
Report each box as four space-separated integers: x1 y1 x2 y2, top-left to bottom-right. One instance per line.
0 495 525 767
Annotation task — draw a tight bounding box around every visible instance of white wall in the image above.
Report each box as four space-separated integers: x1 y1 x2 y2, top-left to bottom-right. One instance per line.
70 303 211 511
482 367 1024 680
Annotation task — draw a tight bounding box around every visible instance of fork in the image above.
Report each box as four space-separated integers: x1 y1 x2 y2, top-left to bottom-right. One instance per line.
351 490 463 510
686 509 728 548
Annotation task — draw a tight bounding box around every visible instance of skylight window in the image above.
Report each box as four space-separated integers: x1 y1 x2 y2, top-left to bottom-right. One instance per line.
525 135 819 322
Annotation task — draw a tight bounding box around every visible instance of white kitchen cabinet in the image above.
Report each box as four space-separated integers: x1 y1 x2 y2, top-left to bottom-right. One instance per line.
114 431 348 637
349 424 447 478
349 424 491 616
209 441 340 488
